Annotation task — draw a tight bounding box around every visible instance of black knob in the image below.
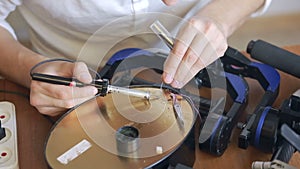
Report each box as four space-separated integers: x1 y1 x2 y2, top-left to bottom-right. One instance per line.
290 95 300 112
0 121 6 141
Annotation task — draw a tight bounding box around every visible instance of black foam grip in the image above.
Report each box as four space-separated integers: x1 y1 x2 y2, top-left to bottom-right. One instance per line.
247 40 300 78
271 140 295 163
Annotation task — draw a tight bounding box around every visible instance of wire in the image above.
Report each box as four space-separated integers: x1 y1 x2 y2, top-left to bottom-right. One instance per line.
0 89 29 99
30 58 101 79
30 58 74 76
180 93 202 123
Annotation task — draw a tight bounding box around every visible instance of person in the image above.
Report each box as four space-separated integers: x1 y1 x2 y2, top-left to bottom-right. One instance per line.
0 0 271 116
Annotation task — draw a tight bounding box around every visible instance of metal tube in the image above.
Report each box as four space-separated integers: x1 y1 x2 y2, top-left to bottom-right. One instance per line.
116 126 140 153
150 20 174 49
108 85 150 99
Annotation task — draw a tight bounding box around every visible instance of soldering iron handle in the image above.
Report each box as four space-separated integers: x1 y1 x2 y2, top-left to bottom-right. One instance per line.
31 73 84 87
247 39 300 78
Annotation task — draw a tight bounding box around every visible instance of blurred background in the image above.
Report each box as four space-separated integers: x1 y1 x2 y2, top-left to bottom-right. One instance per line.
228 0 300 50
7 0 300 51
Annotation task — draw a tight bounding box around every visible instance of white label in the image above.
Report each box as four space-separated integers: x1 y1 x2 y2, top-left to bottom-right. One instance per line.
57 139 92 165
156 146 163 154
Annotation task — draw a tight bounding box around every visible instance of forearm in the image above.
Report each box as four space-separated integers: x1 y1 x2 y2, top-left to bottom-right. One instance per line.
0 26 46 87
196 0 265 37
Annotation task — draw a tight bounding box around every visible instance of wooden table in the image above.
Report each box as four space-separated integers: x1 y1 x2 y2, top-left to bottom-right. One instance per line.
194 45 300 169
0 46 299 169
0 80 52 169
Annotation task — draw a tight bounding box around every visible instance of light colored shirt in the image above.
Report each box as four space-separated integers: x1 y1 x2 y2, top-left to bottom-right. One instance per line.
0 0 271 69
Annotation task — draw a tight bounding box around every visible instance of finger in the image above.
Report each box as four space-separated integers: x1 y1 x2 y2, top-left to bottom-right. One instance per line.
170 33 207 88
34 81 98 99
31 89 96 110
171 44 211 88
214 32 228 57
30 81 97 114
73 62 93 83
162 22 199 83
161 0 177 6
171 20 228 88
35 106 68 116
162 50 183 84
182 41 227 87
35 93 94 117
67 86 98 99
182 43 217 84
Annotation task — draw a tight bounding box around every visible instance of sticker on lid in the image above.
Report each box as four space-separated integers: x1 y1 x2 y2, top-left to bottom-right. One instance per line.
57 139 92 165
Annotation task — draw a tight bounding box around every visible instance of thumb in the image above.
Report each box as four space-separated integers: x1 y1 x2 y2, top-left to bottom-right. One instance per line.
73 62 93 83
161 0 177 6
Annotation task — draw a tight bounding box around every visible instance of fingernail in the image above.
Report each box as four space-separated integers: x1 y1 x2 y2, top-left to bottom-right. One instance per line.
164 73 173 83
163 0 177 6
79 74 92 83
171 80 183 88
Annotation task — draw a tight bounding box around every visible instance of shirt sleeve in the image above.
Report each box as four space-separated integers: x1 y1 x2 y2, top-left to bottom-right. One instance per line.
251 0 272 17
0 0 22 39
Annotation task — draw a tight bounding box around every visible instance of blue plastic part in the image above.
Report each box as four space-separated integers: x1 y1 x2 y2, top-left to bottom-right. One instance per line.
254 106 271 147
106 48 152 65
225 73 247 104
250 62 280 92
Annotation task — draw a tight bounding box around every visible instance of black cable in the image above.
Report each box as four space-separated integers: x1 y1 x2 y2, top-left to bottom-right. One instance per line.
30 58 101 78
29 58 74 76
0 89 29 99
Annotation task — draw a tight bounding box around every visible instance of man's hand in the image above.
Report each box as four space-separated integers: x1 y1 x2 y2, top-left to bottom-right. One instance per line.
160 0 266 88
30 61 98 116
163 16 228 88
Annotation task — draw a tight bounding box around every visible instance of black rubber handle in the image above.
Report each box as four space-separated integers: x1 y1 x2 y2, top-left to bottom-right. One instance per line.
247 39 300 78
271 124 300 163
271 140 295 163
